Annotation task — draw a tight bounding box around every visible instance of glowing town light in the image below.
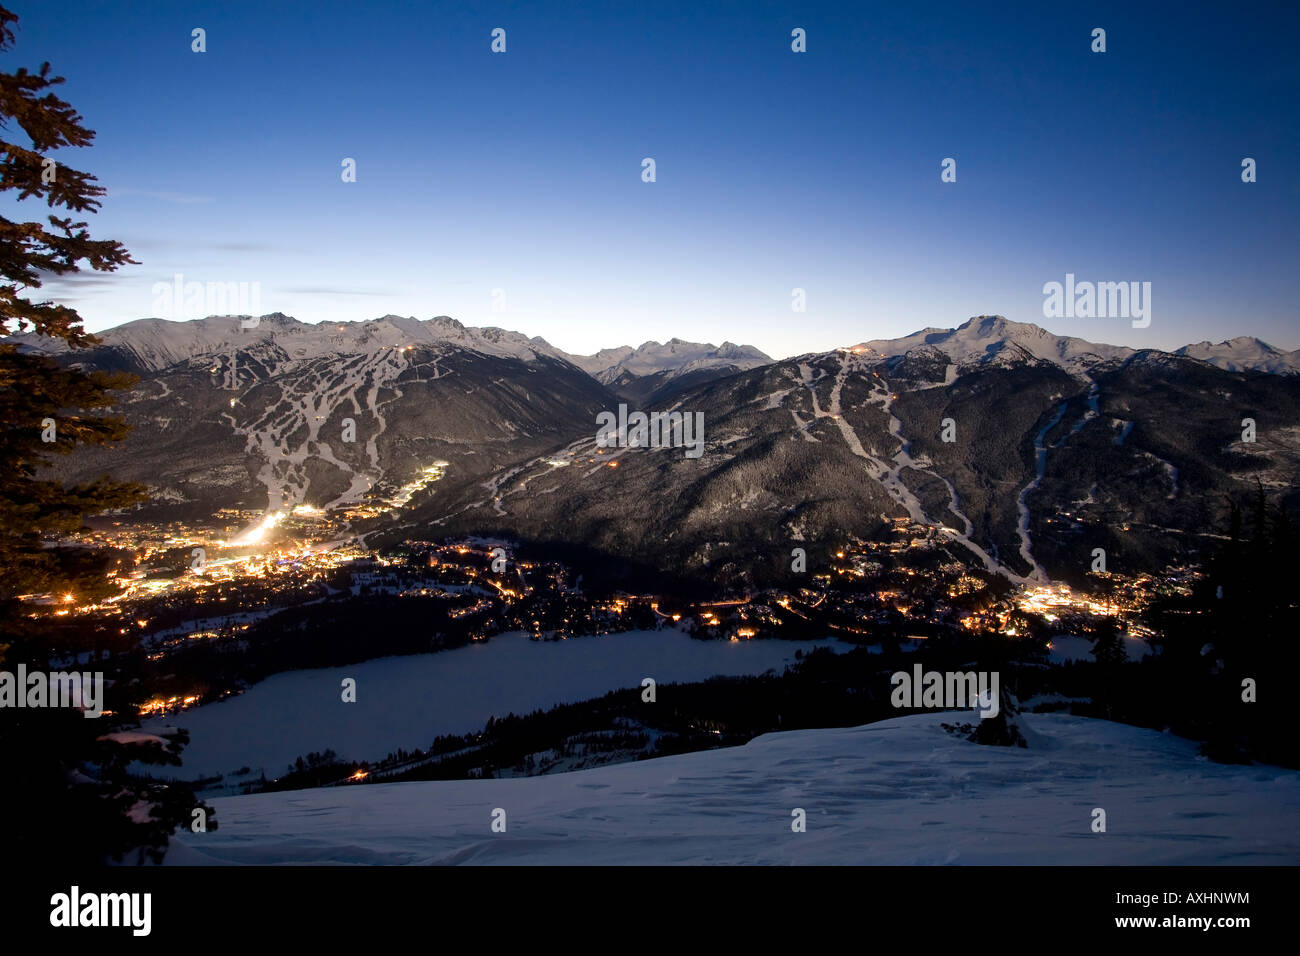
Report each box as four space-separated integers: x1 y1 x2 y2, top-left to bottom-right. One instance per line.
231 511 286 546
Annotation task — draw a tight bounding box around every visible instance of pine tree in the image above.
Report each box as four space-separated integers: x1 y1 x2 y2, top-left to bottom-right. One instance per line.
1091 617 1127 670
0 6 210 864
0 5 144 629
1090 617 1127 720
1147 490 1300 767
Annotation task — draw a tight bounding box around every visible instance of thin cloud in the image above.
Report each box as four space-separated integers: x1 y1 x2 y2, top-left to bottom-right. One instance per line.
33 271 125 291
109 187 214 204
283 286 391 297
122 238 279 253
209 241 274 251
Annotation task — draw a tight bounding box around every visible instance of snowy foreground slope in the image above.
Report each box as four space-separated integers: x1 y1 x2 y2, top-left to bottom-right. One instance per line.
168 713 1300 865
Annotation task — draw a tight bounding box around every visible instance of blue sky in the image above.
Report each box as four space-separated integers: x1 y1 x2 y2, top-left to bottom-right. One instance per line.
4 0 1297 357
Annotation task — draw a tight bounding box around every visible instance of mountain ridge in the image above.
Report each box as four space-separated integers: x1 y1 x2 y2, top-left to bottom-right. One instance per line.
16 312 1300 588
9 312 1299 379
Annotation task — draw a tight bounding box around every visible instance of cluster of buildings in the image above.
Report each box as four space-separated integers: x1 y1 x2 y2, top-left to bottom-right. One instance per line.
26 509 1184 721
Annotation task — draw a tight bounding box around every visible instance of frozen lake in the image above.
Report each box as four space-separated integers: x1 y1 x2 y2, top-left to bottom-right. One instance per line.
143 630 842 782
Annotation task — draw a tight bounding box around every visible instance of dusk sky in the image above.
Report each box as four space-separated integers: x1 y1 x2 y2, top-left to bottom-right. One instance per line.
5 0 1297 357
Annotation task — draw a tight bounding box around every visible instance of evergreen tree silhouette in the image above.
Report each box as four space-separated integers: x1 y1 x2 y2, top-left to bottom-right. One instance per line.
0 6 211 864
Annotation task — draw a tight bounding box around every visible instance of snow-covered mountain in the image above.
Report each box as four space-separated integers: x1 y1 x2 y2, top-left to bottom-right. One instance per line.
850 316 1300 378
13 311 1294 383
563 345 636 377
565 338 771 384
7 314 773 521
165 711 1300 865
12 315 775 399
14 311 1300 580
12 313 617 520
11 313 571 373
411 314 1300 588
851 315 1136 377
556 338 772 404
1175 336 1300 375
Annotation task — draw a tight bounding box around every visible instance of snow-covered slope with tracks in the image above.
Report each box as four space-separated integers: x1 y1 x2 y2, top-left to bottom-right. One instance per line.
166 711 1300 865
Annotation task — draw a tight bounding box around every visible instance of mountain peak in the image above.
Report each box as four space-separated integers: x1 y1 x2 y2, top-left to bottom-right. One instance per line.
559 337 772 383
1175 336 1300 374
852 317 1134 376
5 312 568 370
